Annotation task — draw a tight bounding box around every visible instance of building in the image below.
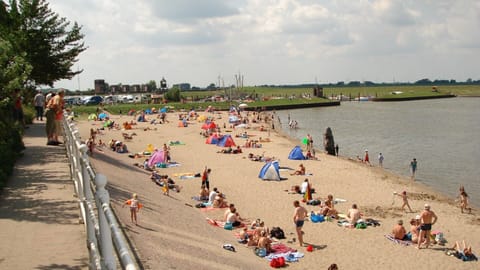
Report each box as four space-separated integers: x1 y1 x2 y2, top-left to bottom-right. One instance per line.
172 83 191 91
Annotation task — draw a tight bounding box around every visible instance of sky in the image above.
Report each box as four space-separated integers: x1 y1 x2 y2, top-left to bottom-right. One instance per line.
47 0 480 90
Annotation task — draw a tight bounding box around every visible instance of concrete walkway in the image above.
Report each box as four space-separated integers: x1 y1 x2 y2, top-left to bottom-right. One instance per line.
0 121 88 269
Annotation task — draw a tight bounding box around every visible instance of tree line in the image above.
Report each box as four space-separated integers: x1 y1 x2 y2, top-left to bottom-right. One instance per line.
0 0 86 187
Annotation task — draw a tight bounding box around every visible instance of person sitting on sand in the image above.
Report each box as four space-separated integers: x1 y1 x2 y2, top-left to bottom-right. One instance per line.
208 187 218 204
226 207 242 227
346 204 361 225
213 192 228 208
451 240 477 261
320 194 338 218
392 219 408 240
394 191 413 212
224 203 236 221
306 150 318 160
410 216 421 243
238 227 250 244
291 163 306 176
257 230 274 253
199 185 209 201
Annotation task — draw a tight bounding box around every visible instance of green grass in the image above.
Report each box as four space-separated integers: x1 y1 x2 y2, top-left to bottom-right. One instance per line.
70 84 480 117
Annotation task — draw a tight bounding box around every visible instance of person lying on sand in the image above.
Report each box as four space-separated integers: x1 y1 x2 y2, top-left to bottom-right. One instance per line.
449 240 477 261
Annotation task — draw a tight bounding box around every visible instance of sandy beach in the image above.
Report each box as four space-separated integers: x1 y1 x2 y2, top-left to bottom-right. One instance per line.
74 110 479 270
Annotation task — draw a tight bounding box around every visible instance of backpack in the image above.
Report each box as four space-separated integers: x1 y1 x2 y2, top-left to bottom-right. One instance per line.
270 227 286 239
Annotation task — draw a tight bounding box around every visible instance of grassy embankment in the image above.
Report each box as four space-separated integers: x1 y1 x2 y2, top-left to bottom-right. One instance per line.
71 84 480 117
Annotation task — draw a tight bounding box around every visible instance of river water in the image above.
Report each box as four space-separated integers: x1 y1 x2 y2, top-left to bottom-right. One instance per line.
275 97 480 207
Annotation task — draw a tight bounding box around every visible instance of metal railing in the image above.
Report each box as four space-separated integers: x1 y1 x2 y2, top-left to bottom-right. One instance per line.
62 113 139 270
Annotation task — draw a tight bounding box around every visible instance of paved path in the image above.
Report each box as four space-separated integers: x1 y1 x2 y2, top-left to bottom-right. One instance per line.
0 121 88 269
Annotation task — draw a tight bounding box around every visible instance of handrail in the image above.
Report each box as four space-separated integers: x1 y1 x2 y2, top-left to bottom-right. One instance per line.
62 112 140 270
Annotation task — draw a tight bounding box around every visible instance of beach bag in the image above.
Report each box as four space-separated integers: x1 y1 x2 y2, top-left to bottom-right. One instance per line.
355 222 367 229
310 213 325 223
270 257 285 268
195 203 206 208
224 222 233 230
307 199 321 206
255 247 267 257
270 227 286 239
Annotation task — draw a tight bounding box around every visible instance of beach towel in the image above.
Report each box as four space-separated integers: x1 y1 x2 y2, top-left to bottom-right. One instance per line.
206 218 246 228
271 243 297 254
265 251 304 262
191 196 208 202
384 234 413 246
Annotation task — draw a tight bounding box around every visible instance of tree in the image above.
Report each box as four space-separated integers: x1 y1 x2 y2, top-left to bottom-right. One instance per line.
146 80 157 92
5 0 87 87
164 86 181 102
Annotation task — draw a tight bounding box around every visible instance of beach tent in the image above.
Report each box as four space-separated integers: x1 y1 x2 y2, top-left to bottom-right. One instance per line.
160 107 168 113
144 108 152 114
98 113 108 120
258 161 281 181
147 150 165 167
288 146 306 160
206 134 221 144
88 113 97 120
201 122 217 130
217 135 236 147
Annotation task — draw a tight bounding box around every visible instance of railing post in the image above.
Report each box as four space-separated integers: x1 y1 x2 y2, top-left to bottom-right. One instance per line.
95 174 116 270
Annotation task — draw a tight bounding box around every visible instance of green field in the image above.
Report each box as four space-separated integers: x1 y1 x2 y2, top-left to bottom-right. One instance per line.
71 84 480 117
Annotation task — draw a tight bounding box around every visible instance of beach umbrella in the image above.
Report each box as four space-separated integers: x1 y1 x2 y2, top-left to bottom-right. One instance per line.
238 103 248 108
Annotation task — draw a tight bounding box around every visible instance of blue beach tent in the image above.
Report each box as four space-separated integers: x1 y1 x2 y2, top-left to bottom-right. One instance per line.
258 161 281 181
288 146 306 160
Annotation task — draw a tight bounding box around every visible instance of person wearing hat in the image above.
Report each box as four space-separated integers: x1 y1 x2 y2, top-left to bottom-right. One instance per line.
417 204 438 249
392 219 408 240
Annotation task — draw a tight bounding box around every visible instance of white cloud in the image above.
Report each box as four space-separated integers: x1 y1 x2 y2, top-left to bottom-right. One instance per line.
45 0 480 90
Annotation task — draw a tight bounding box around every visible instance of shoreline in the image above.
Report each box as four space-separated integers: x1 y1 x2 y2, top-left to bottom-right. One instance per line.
272 116 464 209
74 111 479 269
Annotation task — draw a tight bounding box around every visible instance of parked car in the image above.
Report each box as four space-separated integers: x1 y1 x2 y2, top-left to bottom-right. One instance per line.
84 95 104 105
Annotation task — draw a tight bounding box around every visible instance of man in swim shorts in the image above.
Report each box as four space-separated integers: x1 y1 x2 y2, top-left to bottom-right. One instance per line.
293 200 308 247
417 204 438 249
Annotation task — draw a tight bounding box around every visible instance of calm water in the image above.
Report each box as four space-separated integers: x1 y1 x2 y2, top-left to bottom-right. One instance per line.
276 97 480 207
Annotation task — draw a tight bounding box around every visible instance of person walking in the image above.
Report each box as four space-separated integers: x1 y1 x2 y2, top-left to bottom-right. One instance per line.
410 158 417 180
293 200 307 247
33 90 45 121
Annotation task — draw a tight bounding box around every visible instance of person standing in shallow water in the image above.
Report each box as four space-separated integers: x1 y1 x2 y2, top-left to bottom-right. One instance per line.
410 158 417 180
378 153 384 167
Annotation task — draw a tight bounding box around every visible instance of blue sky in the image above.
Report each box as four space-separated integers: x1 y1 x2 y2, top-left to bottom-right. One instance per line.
48 0 480 90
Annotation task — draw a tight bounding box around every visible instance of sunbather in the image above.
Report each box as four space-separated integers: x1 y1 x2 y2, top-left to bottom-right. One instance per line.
291 164 306 175
392 220 408 240
346 204 361 225
257 231 274 253
320 194 338 218
452 240 477 261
